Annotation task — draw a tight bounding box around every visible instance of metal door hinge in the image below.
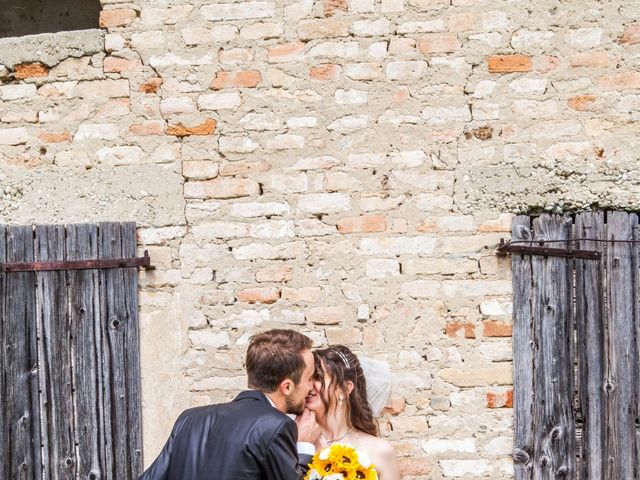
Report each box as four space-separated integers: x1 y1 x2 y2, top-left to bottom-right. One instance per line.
2 250 154 272
497 239 601 260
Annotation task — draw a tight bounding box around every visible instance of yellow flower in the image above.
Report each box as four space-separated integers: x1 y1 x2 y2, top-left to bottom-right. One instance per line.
310 456 331 476
328 443 358 468
306 443 378 479
351 464 378 480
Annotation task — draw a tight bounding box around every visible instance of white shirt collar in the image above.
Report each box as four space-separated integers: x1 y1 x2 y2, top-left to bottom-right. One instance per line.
264 392 276 409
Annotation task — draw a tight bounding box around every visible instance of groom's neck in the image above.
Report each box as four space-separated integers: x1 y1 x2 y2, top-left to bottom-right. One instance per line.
263 391 286 413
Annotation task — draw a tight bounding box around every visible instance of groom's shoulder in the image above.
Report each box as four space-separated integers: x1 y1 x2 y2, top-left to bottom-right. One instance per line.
175 391 265 417
230 391 287 417
174 404 220 425
174 391 291 428
227 391 294 429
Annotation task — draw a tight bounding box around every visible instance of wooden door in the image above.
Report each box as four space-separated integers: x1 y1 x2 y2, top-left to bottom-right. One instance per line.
512 212 640 480
0 222 143 480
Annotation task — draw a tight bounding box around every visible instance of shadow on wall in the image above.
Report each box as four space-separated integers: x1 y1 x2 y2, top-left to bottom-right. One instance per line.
0 0 101 38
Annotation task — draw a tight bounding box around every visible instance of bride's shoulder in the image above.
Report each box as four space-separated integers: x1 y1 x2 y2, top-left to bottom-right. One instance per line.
353 433 400 479
355 432 396 458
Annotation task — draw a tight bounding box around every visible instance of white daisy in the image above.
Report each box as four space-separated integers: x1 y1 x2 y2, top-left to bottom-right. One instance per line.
319 447 331 461
307 469 324 480
324 474 345 480
356 449 372 468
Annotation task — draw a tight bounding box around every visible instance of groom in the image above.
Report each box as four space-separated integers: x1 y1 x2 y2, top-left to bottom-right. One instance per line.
139 329 320 479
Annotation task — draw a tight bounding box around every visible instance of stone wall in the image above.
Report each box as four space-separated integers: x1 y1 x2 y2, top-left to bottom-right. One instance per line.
1 0 640 478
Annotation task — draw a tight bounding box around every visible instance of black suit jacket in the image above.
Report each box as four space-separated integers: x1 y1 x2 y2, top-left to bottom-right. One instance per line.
139 391 312 480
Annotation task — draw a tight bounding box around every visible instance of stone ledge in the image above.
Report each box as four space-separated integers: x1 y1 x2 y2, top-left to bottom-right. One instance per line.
0 29 104 69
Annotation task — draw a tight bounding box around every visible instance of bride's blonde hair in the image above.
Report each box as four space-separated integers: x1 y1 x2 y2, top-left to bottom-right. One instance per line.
313 345 379 436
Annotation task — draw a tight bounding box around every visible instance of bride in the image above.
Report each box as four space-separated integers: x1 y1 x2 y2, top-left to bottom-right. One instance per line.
304 345 400 479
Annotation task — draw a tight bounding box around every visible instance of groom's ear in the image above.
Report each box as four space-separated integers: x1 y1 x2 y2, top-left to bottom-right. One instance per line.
280 378 294 396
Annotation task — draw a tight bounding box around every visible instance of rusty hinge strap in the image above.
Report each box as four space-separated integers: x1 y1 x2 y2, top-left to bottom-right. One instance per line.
497 239 601 260
2 250 154 273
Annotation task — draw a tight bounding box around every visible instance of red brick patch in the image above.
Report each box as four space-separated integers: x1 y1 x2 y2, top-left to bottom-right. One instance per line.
99 9 137 28
219 161 271 176
104 57 141 73
211 70 261 89
599 71 640 91
14 63 49 79
418 34 461 54
167 119 216 137
256 265 293 282
38 131 72 143
488 55 532 73
535 55 560 73
382 397 406 415
570 51 610 68
139 78 163 94
568 94 597 111
268 42 305 62
236 287 280 304
446 321 476 339
487 389 513 408
618 24 640 45
399 458 432 476
324 0 348 17
130 121 165 136
337 215 386 233
310 64 341 80
482 320 512 337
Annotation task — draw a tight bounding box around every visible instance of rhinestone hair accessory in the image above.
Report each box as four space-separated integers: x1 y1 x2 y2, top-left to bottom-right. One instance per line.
335 349 350 369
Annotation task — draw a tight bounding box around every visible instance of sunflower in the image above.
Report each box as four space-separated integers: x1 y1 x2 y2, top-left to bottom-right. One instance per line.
306 443 378 480
328 444 358 467
310 455 330 475
360 466 378 480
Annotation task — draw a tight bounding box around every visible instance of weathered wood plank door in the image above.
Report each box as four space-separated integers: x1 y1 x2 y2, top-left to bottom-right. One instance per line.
512 212 640 480
0 222 143 480
575 212 606 480
1 226 42 479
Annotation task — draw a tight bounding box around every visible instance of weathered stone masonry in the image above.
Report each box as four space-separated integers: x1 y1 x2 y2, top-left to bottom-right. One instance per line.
1 0 640 478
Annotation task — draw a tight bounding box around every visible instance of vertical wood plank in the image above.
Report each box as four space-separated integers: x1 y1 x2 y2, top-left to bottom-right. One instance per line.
96 224 115 480
575 212 606 479
633 222 640 477
605 211 639 479
531 214 576 479
36 225 75 480
0 225 6 479
512 215 535 480
66 224 103 480
121 222 144 476
5 225 42 479
98 222 131 479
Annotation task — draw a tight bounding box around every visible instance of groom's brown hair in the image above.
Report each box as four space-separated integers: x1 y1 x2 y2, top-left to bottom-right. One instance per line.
246 329 312 392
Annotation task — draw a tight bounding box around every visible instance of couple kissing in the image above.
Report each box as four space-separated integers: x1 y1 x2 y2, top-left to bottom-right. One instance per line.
140 329 400 479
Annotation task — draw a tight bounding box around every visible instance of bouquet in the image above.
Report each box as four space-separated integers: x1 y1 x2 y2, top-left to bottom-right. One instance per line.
305 443 378 480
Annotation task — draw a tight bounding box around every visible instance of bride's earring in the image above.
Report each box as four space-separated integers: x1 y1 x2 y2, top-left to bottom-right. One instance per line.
339 396 344 405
